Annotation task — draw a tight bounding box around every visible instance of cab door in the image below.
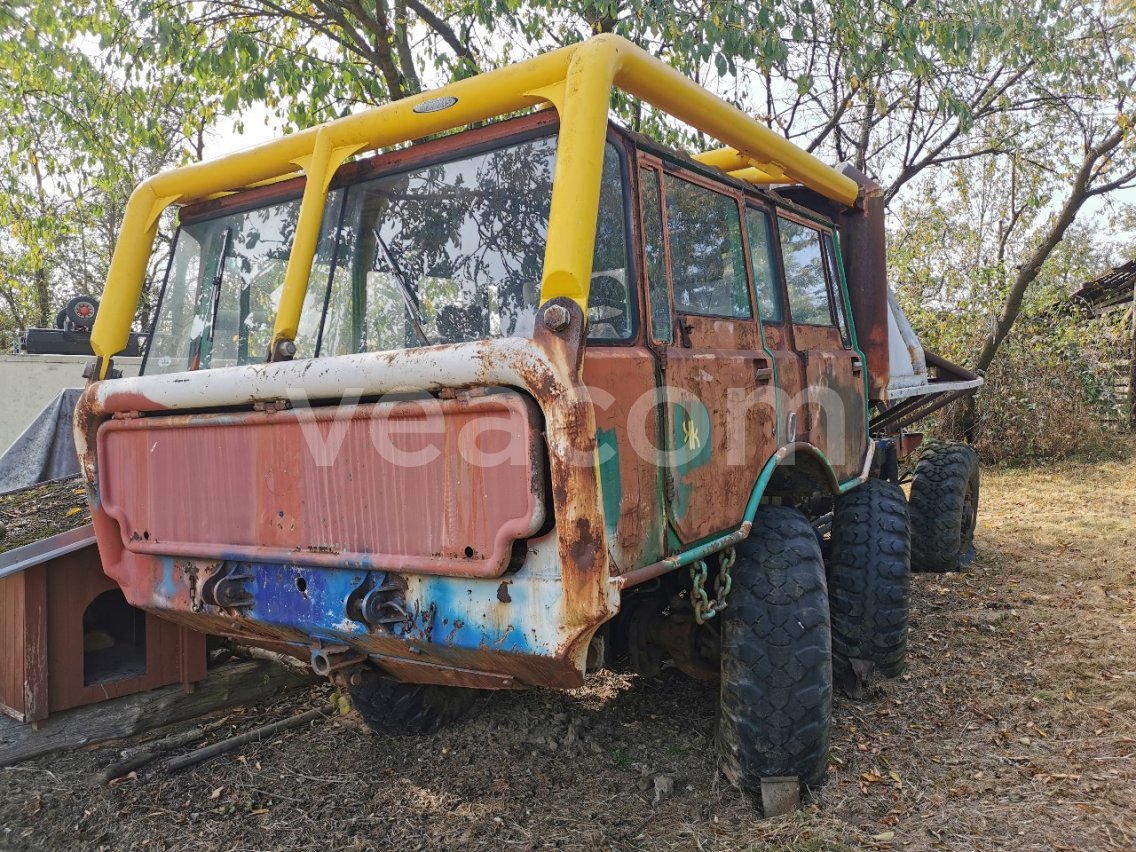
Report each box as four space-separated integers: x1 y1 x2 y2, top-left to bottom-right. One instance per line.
743 203 805 448
775 211 867 481
639 159 777 545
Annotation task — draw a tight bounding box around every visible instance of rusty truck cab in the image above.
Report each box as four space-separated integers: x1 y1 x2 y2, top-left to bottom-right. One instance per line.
77 35 879 692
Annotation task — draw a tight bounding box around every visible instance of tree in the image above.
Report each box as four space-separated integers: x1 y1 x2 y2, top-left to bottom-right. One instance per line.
4 0 1133 409
0 1 253 341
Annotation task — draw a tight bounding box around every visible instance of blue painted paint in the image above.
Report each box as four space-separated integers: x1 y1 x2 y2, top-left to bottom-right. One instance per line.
417 575 536 655
187 560 540 658
157 556 180 603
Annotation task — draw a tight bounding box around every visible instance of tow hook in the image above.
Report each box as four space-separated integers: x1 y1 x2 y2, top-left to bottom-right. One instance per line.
200 562 254 610
309 640 368 687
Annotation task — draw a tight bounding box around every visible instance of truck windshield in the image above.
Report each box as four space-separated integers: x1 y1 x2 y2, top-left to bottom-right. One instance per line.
145 131 629 375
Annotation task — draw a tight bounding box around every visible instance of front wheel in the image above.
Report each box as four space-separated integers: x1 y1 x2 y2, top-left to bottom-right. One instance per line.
718 505 833 793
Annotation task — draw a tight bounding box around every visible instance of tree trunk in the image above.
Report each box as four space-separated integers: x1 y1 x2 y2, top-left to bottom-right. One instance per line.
958 130 1128 439
34 265 51 328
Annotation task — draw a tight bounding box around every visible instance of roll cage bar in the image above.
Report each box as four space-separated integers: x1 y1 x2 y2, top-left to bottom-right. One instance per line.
92 34 862 378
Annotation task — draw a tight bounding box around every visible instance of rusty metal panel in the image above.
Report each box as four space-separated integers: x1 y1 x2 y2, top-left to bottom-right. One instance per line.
800 346 867 481
96 533 596 690
834 164 889 402
96 392 546 579
582 347 665 572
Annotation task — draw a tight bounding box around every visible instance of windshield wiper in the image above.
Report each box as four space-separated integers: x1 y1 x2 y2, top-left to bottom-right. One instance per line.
207 227 232 341
188 226 231 370
373 229 431 346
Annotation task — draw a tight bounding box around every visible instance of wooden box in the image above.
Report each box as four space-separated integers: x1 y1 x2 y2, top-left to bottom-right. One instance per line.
0 539 206 723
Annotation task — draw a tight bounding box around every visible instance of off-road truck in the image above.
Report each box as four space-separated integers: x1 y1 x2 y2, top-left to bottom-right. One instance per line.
75 35 982 799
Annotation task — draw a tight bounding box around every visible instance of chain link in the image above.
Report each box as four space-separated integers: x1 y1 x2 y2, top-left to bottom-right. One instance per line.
689 547 736 624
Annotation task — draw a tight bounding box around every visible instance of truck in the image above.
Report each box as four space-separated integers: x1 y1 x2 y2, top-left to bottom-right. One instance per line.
75 35 982 799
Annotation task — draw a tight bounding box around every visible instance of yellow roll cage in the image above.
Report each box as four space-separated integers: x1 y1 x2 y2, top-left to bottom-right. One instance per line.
92 34 861 378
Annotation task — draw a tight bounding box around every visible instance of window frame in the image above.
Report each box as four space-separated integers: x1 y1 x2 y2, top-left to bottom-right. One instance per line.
775 210 840 330
313 124 640 356
821 231 854 350
636 157 674 346
742 201 787 326
656 165 756 324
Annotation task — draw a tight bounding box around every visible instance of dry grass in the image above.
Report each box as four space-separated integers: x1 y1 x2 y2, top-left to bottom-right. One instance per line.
1 450 1135 851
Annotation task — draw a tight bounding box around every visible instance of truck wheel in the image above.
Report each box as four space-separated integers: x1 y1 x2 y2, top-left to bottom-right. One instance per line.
908 440 980 573
64 294 99 330
718 505 833 793
828 479 910 684
350 674 479 735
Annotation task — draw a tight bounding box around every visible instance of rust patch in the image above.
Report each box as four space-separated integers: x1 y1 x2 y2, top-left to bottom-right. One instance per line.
496 582 512 603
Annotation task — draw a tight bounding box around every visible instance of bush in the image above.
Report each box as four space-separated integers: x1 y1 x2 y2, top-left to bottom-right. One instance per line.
900 303 1131 465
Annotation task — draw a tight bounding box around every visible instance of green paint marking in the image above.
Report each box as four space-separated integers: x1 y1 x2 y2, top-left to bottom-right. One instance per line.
667 399 711 522
596 428 622 539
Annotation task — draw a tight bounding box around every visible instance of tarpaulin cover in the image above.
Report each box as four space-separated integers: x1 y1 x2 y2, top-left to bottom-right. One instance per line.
0 389 81 494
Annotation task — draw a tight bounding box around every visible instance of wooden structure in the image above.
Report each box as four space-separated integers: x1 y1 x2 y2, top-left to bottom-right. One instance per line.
1072 259 1136 432
0 533 206 723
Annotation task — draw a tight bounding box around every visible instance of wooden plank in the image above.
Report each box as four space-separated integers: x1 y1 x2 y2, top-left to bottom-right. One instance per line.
0 660 315 768
23 564 48 723
0 572 27 720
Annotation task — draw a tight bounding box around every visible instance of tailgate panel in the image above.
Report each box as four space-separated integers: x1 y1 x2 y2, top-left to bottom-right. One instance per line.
96 392 546 577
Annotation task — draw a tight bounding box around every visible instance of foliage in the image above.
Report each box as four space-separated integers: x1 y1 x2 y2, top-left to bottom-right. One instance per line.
0 1 219 343
894 189 1133 463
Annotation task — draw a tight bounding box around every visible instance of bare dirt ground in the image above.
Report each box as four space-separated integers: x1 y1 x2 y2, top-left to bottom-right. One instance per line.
2 452 1134 851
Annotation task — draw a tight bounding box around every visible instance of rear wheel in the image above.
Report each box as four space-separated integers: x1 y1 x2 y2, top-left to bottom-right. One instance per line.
350 674 479 735
909 441 980 573
827 478 910 686
718 505 833 793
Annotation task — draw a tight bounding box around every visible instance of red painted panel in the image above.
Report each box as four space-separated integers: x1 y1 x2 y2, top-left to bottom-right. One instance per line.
97 392 546 578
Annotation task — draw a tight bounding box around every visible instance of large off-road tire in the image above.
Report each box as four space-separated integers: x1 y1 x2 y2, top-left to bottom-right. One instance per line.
908 440 980 573
828 478 911 685
350 674 479 735
718 505 833 792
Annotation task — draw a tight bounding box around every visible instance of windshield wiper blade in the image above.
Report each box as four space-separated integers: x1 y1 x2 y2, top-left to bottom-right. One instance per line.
373 229 431 346
189 226 231 370
207 227 232 341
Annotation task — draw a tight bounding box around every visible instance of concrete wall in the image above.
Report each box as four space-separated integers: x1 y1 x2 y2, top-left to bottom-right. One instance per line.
0 355 142 454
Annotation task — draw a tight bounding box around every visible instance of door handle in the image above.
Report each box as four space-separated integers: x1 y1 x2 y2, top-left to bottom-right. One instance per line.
755 357 772 384
850 355 863 375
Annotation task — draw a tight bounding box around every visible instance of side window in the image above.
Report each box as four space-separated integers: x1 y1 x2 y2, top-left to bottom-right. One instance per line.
587 144 632 341
778 216 834 326
823 233 853 348
638 166 671 343
744 206 783 323
664 176 750 319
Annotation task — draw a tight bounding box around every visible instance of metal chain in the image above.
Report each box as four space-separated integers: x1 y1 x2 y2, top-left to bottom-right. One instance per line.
689 547 736 624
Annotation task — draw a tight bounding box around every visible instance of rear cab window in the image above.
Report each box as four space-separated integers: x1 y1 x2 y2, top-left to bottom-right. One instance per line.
778 215 833 327
777 213 853 348
144 124 632 375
